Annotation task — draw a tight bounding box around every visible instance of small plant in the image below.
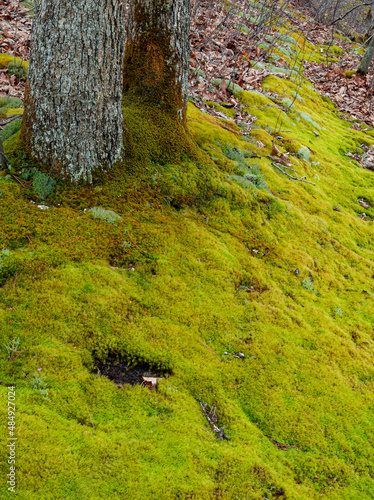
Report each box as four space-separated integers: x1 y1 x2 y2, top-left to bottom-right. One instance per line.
88 207 122 225
302 277 317 294
4 337 20 361
19 168 56 199
32 171 56 199
335 307 343 317
30 373 50 400
0 248 10 272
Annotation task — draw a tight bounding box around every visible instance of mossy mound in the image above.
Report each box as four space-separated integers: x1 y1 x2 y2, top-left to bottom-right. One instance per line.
1 28 374 500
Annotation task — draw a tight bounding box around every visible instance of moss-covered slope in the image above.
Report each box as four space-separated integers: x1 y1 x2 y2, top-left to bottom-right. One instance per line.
1 40 374 500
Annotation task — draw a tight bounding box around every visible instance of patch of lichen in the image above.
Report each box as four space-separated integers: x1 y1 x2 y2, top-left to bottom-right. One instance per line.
2 26 374 500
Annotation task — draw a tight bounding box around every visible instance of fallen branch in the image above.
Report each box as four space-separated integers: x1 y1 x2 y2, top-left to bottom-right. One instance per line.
0 381 16 387
271 162 316 186
196 398 229 440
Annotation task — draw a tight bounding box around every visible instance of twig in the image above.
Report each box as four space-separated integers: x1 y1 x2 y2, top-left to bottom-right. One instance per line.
127 232 146 254
305 413 325 437
14 0 20 64
0 381 16 387
1 114 23 126
85 405 95 429
266 435 300 450
9 173 27 187
197 339 221 359
209 145 234 160
271 162 316 186
330 3 372 25
11 348 29 362
201 427 216 439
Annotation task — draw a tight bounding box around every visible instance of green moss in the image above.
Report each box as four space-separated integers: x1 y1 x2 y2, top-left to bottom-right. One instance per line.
1 22 374 500
345 70 356 78
0 118 22 142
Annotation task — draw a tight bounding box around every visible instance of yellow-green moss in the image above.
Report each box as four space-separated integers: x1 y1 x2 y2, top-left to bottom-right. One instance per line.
206 100 236 119
0 53 28 70
0 107 23 117
1 23 374 500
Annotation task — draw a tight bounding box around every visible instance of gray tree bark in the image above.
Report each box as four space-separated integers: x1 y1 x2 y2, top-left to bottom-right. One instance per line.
357 34 374 76
123 0 191 124
21 0 125 182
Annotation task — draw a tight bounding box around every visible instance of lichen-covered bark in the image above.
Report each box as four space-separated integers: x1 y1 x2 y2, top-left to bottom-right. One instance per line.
357 35 374 76
123 0 191 124
21 0 125 182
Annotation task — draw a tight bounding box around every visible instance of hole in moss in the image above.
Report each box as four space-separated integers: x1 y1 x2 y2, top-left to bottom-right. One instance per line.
92 357 167 387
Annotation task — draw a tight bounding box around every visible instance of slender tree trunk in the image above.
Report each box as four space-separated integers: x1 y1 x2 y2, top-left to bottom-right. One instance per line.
123 0 191 125
357 35 374 76
20 0 125 182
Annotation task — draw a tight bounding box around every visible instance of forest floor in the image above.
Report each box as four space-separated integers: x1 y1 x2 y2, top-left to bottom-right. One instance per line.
0 1 374 499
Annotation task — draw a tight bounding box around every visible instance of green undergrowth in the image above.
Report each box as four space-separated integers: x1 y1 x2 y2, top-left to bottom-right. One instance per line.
1 37 374 500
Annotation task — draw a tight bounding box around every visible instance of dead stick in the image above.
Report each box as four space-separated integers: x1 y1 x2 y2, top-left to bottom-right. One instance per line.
85 405 95 429
209 145 234 160
127 232 146 254
305 413 325 437
197 339 221 358
9 174 27 187
272 162 316 186
11 348 29 362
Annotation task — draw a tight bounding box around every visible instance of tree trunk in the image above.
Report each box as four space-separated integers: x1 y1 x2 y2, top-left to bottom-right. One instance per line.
357 35 374 76
20 0 125 182
123 0 191 125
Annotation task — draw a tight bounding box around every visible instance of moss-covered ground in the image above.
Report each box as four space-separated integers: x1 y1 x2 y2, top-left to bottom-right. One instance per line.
1 30 374 500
